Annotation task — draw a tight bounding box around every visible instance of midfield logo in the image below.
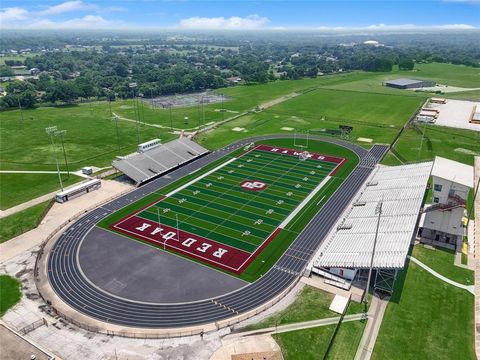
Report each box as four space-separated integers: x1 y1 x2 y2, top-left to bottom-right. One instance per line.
240 180 268 191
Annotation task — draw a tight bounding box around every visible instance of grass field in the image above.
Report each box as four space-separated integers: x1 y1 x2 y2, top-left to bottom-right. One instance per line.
383 124 480 166
243 285 336 331
372 260 475 360
198 88 424 150
0 200 52 242
273 319 366 360
411 244 474 285
0 173 81 210
323 63 480 95
0 275 21 316
99 138 358 281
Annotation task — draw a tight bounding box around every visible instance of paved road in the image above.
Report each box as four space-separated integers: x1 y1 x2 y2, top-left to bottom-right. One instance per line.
45 135 388 328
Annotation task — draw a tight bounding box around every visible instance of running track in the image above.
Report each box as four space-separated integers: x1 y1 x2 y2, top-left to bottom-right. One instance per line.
45 135 388 328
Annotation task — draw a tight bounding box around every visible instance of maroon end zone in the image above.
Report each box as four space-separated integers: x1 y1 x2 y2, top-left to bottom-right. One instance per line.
255 144 345 164
111 214 282 274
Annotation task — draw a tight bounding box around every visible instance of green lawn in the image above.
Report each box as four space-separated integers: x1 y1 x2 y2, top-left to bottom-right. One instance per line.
0 275 21 316
273 319 366 360
0 173 81 210
323 63 480 95
243 285 336 331
0 103 175 170
372 260 475 360
383 124 480 166
0 200 52 243
198 88 423 150
411 245 474 286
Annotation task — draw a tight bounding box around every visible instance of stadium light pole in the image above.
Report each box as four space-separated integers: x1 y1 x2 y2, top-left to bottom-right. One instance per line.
221 93 225 122
45 126 64 192
129 82 140 144
417 121 427 161
169 103 173 131
363 198 383 308
54 129 69 178
14 89 24 122
112 115 121 150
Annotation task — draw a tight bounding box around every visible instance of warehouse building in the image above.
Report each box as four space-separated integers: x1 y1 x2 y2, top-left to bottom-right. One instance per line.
384 78 436 89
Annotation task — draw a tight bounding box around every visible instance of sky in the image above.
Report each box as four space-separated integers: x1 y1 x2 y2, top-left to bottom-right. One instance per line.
1 0 479 31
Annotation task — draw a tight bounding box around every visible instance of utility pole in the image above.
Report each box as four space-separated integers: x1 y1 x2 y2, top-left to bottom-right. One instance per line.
45 126 64 191
363 198 383 307
55 129 69 178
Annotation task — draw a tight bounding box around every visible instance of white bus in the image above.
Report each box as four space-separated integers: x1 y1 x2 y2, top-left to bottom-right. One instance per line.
55 179 101 203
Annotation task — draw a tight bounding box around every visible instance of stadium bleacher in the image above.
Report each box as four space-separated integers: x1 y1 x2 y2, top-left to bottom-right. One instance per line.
112 137 209 185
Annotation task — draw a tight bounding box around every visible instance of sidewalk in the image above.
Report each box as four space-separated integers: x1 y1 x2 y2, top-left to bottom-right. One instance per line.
0 180 132 263
0 190 58 219
408 256 474 294
224 313 365 340
354 296 389 360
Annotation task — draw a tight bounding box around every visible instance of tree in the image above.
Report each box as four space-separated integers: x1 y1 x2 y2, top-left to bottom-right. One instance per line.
0 65 15 77
398 58 415 71
44 81 78 103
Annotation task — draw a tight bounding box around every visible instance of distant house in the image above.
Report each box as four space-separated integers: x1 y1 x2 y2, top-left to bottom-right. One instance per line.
227 76 242 84
29 68 40 75
384 78 436 90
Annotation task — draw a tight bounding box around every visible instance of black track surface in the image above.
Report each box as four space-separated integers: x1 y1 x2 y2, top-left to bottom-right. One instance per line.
46 135 388 328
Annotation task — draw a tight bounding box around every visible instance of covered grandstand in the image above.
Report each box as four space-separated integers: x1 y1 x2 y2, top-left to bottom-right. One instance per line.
309 161 433 293
112 137 209 185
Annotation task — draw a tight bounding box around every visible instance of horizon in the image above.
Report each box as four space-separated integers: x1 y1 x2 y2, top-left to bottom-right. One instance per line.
1 0 479 31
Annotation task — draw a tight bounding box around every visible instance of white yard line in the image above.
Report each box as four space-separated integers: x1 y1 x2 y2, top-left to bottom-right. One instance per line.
165 158 237 198
278 176 331 229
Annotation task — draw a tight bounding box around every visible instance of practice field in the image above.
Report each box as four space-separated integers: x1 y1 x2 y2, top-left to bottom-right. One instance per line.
108 144 346 275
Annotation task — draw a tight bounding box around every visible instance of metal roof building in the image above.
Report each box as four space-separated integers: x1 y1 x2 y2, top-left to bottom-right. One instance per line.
113 137 209 185
312 161 433 270
384 78 436 89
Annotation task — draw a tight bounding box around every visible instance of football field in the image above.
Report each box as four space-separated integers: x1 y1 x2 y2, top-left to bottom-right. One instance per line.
111 144 345 274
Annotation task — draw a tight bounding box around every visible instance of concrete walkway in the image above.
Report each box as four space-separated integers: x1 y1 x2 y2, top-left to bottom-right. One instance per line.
0 190 59 219
224 313 365 340
354 296 388 360
408 256 475 294
0 180 132 263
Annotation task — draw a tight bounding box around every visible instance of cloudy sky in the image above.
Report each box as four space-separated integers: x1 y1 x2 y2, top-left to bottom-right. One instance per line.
1 0 479 30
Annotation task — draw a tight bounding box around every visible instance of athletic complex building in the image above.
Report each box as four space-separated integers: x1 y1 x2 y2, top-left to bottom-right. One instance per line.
35 134 443 336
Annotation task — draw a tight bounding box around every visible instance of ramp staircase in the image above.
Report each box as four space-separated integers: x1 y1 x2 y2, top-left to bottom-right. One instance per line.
311 267 352 290
423 194 466 213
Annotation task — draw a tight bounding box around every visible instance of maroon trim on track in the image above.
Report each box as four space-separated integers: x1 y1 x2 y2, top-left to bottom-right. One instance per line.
112 195 166 226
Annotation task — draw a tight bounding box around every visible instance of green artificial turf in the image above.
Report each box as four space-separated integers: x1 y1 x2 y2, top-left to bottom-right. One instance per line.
98 138 359 282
